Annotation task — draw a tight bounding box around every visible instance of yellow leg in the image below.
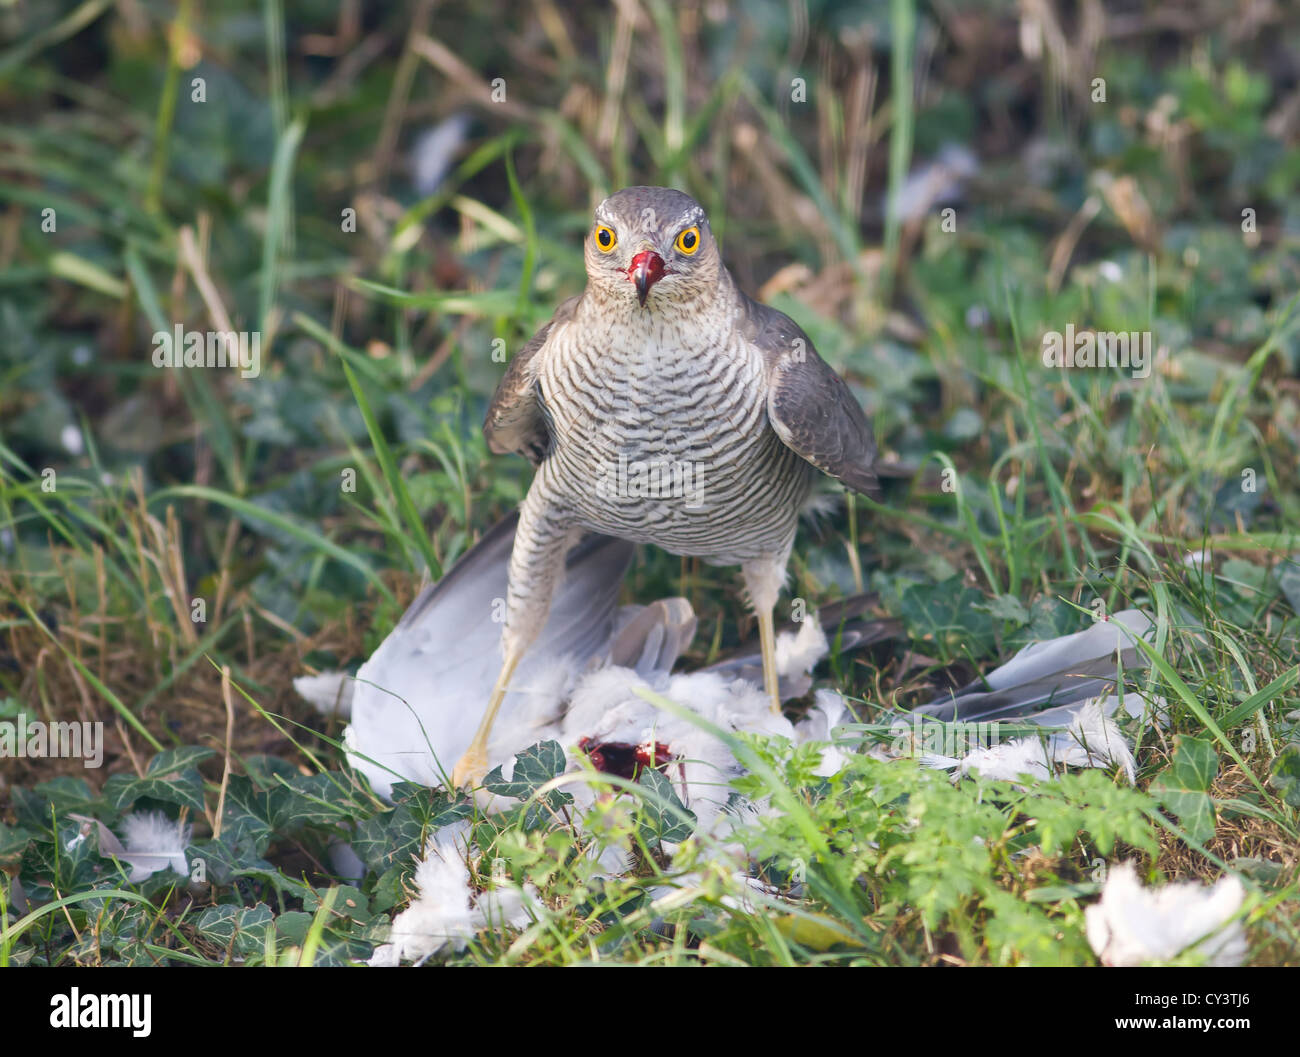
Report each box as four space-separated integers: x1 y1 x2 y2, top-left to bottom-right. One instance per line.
452 649 522 789
757 606 782 715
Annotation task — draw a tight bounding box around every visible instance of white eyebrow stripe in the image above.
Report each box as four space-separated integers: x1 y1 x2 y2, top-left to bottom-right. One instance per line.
667 209 704 231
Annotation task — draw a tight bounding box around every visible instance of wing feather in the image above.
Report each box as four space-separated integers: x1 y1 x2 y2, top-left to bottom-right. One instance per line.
741 294 879 494
482 295 580 465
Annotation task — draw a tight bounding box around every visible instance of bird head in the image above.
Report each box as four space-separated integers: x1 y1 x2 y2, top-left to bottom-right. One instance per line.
585 187 721 309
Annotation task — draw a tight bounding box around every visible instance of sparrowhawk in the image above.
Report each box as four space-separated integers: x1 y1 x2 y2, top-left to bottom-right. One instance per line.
454 186 878 786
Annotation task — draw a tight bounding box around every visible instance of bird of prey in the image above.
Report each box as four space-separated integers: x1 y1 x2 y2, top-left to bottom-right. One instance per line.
455 186 878 786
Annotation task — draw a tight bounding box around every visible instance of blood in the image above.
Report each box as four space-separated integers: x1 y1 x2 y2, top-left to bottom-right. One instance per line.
578 736 677 780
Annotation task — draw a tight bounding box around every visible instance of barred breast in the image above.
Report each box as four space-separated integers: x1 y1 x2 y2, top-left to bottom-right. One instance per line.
534 305 813 565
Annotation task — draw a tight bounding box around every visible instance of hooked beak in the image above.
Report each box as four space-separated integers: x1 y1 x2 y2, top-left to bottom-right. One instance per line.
627 250 667 307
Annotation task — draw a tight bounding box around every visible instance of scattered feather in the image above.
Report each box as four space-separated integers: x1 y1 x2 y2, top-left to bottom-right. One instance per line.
410 113 471 196
74 811 192 882
1085 862 1247 966
369 822 536 966
888 144 979 224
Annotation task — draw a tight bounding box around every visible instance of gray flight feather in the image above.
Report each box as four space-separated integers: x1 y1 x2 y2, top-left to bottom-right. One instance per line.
482 295 580 465
741 294 880 496
914 610 1155 723
342 512 633 793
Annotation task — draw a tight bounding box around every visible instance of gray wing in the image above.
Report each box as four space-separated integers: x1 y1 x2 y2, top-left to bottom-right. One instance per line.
913 609 1155 723
397 510 632 666
741 294 880 495
483 295 580 465
345 512 634 796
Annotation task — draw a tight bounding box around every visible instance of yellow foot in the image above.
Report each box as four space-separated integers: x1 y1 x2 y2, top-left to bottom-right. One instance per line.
451 746 489 790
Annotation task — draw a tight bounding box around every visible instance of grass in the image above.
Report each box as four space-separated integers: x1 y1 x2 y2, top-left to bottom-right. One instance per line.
1 0 1298 965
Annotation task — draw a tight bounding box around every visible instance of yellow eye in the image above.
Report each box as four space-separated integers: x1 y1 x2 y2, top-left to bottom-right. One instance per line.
594 225 617 252
675 226 700 254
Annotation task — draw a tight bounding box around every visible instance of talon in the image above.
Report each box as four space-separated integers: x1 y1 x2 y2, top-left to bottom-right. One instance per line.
451 748 489 790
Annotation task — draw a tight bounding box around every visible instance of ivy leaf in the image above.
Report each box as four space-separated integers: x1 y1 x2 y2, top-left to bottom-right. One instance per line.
391 784 473 830
12 777 98 826
1153 786 1217 845
242 754 301 787
352 806 419 873
270 773 358 829
483 741 571 826
1274 559 1300 616
98 745 213 812
144 746 215 776
635 769 696 844
1169 736 1218 792
102 768 206 812
974 594 1030 626
898 577 998 661
190 836 312 899
483 741 568 797
194 903 274 959
275 910 371 966
1268 746 1300 808
275 911 313 944
0 822 35 862
1151 737 1219 845
1007 597 1086 650
370 862 415 914
305 884 372 924
217 775 273 853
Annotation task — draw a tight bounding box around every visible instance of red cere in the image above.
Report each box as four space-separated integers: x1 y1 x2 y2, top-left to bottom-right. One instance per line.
626 250 667 286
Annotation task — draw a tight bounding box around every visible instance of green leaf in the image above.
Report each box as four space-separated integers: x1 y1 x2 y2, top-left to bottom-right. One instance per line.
102 768 206 812
274 910 370 965
190 837 312 898
1149 737 1220 845
0 823 34 862
335 344 442 578
1152 786 1217 845
1268 747 1300 808
216 776 273 853
351 806 419 873
1169 736 1219 792
483 741 572 828
898 577 998 660
144 746 215 777
975 594 1030 625
259 118 305 334
635 769 696 844
275 911 313 944
194 904 274 959
370 862 414 915
48 251 126 298
14 777 97 824
348 278 518 315
305 884 371 924
1274 559 1300 615
269 773 359 829
483 741 568 798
